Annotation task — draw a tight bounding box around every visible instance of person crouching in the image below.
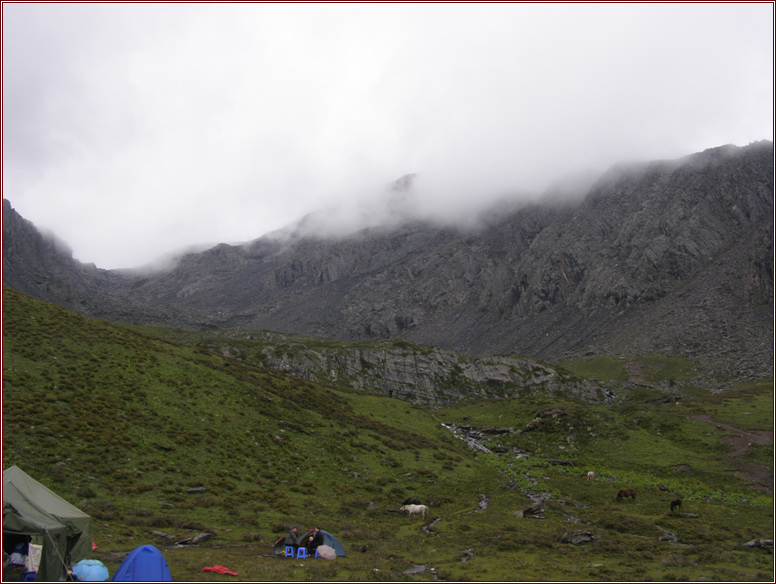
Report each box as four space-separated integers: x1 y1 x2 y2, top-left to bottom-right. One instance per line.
306 527 324 555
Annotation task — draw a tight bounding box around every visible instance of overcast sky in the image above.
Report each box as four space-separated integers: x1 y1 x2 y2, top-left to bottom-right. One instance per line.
3 3 773 269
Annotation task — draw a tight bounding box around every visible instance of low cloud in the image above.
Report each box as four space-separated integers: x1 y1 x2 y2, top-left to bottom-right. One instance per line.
3 3 772 268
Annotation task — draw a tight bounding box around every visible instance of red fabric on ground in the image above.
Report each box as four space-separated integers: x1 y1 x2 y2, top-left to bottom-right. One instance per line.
203 565 239 576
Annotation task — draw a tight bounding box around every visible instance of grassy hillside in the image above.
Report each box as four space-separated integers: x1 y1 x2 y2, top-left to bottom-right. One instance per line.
2 287 772 581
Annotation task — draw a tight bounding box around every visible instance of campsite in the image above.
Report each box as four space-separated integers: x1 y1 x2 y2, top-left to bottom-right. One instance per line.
2 287 773 581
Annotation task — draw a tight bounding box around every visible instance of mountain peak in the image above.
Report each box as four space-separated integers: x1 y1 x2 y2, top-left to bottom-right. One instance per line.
390 173 418 192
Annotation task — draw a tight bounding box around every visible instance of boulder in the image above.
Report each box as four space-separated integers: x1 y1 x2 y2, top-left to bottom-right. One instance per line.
560 531 596 544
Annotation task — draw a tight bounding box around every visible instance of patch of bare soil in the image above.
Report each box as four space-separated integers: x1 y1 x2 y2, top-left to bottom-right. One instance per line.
690 414 773 494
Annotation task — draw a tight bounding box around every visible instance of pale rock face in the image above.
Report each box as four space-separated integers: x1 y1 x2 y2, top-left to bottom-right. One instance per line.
253 343 601 407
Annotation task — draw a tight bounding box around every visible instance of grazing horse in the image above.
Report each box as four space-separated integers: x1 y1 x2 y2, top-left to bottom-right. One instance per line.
403 498 422 505
670 499 682 512
399 504 428 518
587 471 595 482
616 489 636 502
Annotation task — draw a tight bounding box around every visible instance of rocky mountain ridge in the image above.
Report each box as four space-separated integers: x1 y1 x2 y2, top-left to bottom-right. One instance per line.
3 141 773 382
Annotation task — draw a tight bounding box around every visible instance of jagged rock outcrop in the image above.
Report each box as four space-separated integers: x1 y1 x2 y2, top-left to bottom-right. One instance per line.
200 334 605 407
3 141 773 382
2 198 98 303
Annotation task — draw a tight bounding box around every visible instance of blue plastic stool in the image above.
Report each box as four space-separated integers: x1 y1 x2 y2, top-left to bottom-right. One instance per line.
296 548 307 559
285 546 295 558
22 572 36 581
314 548 321 558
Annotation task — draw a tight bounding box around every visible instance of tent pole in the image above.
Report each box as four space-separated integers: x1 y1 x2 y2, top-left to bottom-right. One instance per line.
44 528 71 578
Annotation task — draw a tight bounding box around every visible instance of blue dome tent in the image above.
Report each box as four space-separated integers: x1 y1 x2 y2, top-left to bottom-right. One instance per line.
298 529 346 556
112 545 172 581
72 559 109 581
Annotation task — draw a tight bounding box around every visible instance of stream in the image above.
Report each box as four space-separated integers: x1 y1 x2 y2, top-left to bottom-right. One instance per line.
440 419 697 547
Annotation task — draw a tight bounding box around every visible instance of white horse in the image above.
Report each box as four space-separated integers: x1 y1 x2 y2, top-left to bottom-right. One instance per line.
587 471 595 482
399 504 428 518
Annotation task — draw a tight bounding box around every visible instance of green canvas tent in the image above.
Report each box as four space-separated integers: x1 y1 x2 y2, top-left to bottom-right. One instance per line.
3 465 93 581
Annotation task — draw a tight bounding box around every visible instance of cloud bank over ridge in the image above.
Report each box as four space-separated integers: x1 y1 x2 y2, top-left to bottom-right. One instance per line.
3 3 772 268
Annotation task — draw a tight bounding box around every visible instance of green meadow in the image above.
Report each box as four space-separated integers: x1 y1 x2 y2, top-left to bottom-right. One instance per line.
2 287 772 581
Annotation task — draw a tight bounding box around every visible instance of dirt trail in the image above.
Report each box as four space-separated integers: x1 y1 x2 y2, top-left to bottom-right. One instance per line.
690 414 773 494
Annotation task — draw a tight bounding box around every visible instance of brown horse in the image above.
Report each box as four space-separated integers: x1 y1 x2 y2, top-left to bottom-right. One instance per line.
616 489 636 502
